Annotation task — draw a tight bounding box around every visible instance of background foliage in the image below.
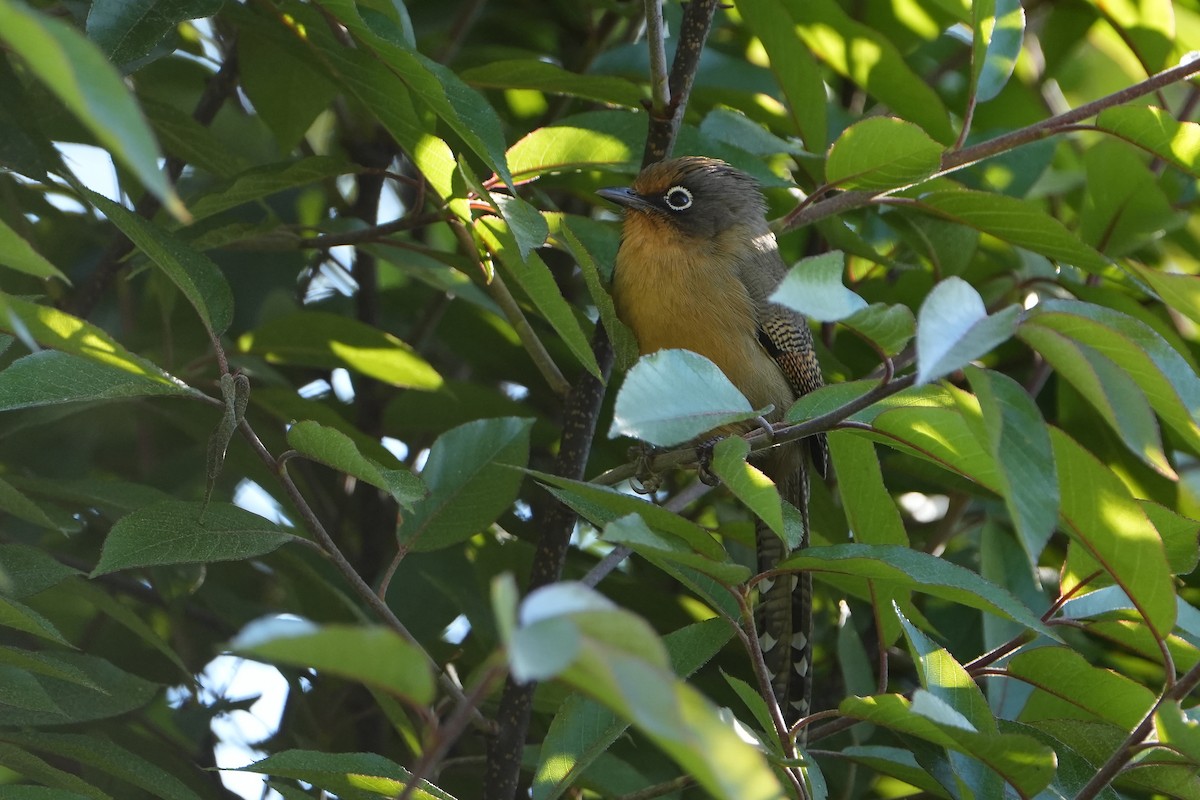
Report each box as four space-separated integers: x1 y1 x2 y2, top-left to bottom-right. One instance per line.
1 0 1200 798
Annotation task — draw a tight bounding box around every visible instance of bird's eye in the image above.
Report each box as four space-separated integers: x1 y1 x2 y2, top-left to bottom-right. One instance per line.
663 186 693 211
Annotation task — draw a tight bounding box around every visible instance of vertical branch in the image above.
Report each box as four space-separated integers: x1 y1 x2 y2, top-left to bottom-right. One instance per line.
642 0 719 164
644 0 670 112
482 3 721 798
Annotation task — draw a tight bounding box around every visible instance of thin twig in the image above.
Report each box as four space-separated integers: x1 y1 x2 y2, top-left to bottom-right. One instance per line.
395 665 505 800
594 370 917 487
236 418 492 731
614 775 695 800
783 56 1200 231
1074 659 1200 800
449 219 571 397
732 589 807 800
581 480 715 587
643 0 670 112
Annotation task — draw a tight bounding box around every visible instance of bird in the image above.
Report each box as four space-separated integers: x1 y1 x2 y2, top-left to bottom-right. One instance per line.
598 156 827 728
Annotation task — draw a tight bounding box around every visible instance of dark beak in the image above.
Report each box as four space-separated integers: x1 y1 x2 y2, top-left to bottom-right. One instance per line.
597 186 654 212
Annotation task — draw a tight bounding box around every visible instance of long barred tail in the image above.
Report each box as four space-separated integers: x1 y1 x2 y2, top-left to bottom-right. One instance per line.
755 459 812 731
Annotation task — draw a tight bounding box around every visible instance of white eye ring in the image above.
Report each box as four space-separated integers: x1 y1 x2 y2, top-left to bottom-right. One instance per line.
664 185 693 210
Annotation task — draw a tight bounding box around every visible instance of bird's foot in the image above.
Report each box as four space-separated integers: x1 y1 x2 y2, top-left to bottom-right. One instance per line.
695 437 722 487
629 443 663 495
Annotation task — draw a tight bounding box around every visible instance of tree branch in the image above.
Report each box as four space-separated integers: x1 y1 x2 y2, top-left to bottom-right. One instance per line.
783 56 1200 231
483 3 720 796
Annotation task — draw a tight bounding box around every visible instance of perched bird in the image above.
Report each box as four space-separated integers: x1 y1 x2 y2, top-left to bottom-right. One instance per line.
599 156 827 726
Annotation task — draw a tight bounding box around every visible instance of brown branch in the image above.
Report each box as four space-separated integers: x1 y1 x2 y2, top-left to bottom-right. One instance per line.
783 56 1200 231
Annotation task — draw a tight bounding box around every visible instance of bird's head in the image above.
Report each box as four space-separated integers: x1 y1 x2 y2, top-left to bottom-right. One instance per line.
598 156 768 240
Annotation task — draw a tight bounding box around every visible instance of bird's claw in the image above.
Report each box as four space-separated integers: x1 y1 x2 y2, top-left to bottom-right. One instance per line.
630 443 663 495
695 437 722 487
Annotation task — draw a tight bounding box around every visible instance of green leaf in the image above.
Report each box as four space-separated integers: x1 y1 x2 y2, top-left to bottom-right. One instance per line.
238 28 338 149
231 618 434 704
1008 647 1155 730
258 0 461 216
710 436 784 540
1050 428 1176 638
915 189 1110 274
717 0 827 149
777 543 1053 637
287 420 425 508
186 157 353 222
0 744 110 800
91 501 295 576
699 108 806 157
238 750 456 800
964 367 1058 563
0 475 77 533
1095 105 1200 178
915 277 1020 384
609 349 758 446
513 584 785 800
0 350 195 410
86 0 221 66
601 513 751 585
970 0 1025 104
554 216 640 369
0 595 71 645
531 620 733 800
827 431 906 545
315 0 512 187
475 217 600 379
3 730 204 800
506 110 641 181
0 652 158 727
460 59 644 107
0 293 187 387
839 303 915 358
533 472 729 562
0 0 185 220
898 606 1002 795
0 544 79 598
1128 262 1200 328
87 191 234 338
1156 701 1200 764
1080 140 1182 257
1021 299 1200 458
770 251 867 322
825 118 943 191
396 417 532 552
1019 322 1173 476
140 97 248 179
238 311 443 390
840 694 1056 796
0 216 69 283
790 0 954 143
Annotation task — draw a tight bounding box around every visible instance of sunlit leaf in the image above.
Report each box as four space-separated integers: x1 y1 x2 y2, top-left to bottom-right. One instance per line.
825 118 942 191
239 750 455 800
238 311 443 390
232 618 434 704
770 251 867 322
610 349 758 446
970 0 1025 104
0 0 186 219
915 277 1019 384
